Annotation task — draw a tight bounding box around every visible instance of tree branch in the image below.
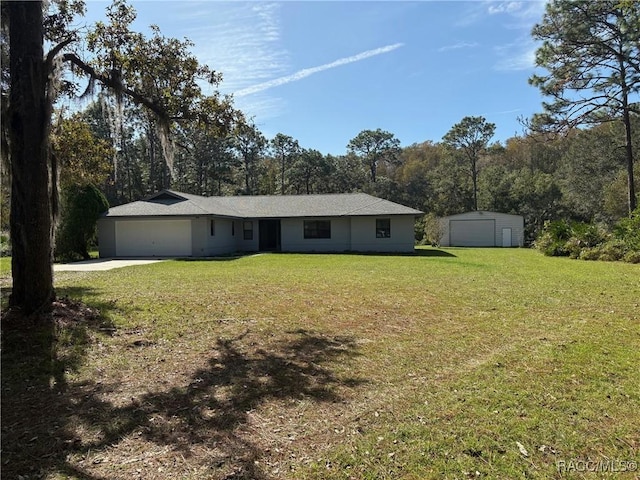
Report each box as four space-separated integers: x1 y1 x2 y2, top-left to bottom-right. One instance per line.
62 52 168 122
45 37 75 72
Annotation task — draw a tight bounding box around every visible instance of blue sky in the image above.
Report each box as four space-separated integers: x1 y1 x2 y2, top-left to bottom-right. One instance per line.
82 1 548 155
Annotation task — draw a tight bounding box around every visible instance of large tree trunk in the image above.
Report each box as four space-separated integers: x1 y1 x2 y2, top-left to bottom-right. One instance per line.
8 1 56 315
471 159 478 212
245 161 251 194
621 95 637 214
623 110 637 214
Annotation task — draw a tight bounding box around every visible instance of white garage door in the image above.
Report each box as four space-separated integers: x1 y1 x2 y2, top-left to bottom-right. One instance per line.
115 219 192 257
450 219 495 247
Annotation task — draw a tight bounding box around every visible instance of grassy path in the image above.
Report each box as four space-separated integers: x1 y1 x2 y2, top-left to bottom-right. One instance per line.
2 248 638 479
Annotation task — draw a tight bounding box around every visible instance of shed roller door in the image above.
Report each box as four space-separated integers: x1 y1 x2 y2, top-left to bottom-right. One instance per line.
450 219 495 247
116 219 192 257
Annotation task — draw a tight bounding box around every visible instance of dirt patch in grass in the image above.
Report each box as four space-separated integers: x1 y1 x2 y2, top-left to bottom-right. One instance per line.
2 299 367 479
2 300 113 474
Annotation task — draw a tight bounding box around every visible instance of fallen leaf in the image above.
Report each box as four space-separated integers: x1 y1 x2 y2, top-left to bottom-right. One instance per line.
516 441 529 457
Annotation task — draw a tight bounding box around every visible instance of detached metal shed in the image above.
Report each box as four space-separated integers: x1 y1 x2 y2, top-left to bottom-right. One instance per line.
439 211 524 247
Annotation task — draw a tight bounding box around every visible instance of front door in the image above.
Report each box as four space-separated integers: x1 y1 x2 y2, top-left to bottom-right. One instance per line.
259 220 281 251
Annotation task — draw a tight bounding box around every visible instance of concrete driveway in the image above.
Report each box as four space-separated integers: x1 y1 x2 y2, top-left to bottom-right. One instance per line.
54 258 165 271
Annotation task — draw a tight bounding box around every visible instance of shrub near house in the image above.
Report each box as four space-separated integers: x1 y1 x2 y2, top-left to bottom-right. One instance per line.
56 184 109 261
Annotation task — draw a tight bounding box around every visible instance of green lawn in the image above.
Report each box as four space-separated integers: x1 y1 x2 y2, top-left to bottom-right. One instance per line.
2 248 639 479
0 256 10 277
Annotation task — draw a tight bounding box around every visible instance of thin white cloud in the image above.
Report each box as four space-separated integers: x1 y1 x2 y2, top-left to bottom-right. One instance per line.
234 43 405 98
482 1 545 71
457 1 546 27
487 0 547 28
486 108 522 115
438 41 480 52
454 4 486 27
182 3 288 94
494 39 537 71
234 94 286 122
488 2 523 15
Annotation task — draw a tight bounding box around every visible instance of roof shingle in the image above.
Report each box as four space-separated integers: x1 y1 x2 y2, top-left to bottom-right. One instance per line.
103 190 423 218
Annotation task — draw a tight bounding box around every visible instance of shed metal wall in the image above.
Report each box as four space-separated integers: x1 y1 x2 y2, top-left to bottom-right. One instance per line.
439 211 524 247
449 219 495 247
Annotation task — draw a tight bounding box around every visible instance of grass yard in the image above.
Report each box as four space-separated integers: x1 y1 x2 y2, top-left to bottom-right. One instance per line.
2 248 639 479
0 256 11 277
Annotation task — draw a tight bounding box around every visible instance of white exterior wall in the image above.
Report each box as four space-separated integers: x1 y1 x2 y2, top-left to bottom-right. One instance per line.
113 218 192 257
494 214 524 247
98 218 116 257
100 216 238 258
100 214 419 257
192 217 237 256
235 219 259 252
350 216 416 252
439 211 524 247
280 217 351 252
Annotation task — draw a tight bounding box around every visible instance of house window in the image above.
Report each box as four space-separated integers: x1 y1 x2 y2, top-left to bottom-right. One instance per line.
243 221 253 240
231 221 235 236
304 220 331 239
210 219 216 236
376 218 391 238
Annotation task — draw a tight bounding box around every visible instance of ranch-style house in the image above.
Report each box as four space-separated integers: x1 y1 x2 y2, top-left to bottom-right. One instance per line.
97 190 423 257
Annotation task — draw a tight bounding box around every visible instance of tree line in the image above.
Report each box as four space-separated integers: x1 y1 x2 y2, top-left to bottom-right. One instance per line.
38 102 639 247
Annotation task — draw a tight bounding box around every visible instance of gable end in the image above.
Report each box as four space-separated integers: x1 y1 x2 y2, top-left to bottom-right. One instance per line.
145 190 188 205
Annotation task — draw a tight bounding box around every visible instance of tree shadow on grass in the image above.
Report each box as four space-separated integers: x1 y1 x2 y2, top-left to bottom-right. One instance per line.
1 288 118 478
2 298 364 480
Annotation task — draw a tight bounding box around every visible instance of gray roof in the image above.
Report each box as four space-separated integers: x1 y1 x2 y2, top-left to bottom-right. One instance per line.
103 190 423 219
443 211 523 219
